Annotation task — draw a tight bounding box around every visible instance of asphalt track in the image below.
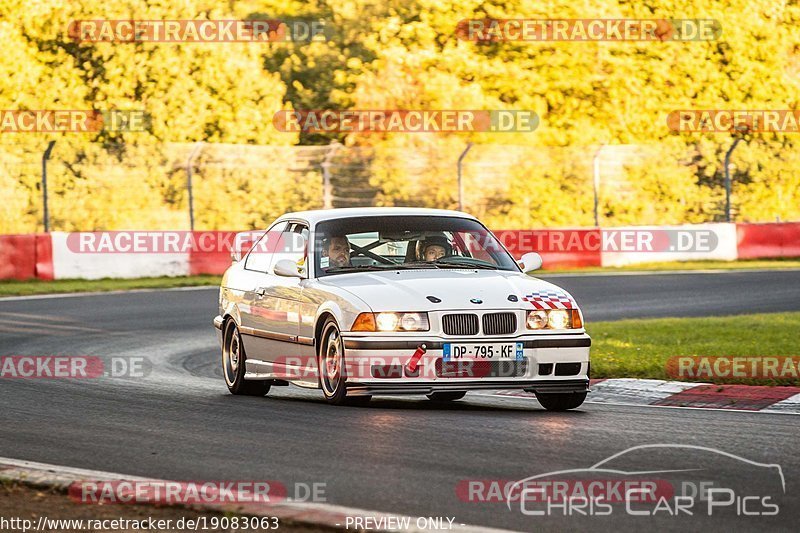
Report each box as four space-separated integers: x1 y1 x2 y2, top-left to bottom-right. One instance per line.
1 270 799 531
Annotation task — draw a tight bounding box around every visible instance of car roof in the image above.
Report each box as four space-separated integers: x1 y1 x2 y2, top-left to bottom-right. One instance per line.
275 207 479 226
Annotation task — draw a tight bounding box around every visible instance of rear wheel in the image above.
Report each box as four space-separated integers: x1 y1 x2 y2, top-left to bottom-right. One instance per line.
427 391 467 402
535 392 586 411
222 320 270 396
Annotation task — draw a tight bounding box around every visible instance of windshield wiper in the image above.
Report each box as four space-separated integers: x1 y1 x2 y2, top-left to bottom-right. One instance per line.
324 264 395 272
398 261 443 269
432 258 498 270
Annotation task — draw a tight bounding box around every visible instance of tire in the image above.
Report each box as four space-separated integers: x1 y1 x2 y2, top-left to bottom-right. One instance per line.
318 318 369 405
427 391 467 402
535 392 587 411
222 320 270 396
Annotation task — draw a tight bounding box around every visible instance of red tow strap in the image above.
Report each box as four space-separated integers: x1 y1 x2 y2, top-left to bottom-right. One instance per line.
406 344 427 373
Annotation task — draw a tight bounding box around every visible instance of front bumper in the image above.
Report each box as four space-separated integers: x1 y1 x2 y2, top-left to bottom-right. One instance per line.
340 333 590 394
346 379 589 396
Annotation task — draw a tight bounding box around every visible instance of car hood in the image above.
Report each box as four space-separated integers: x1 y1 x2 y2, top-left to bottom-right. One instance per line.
317 269 575 312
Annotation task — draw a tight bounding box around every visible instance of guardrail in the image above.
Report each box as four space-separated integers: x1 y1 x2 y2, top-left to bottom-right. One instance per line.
0 222 798 280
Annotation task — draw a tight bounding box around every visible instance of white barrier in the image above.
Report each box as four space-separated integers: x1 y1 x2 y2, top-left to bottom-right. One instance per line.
50 232 190 280
600 223 738 267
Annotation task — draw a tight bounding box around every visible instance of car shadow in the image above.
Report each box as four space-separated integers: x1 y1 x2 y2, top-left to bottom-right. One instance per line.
244 391 590 415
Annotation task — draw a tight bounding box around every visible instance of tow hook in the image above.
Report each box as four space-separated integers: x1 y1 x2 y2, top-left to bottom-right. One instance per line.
405 344 427 376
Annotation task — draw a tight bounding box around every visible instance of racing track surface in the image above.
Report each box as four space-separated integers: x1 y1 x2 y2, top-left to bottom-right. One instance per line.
1 270 799 531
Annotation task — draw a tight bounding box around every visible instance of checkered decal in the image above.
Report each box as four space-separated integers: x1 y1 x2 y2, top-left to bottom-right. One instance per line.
522 290 576 310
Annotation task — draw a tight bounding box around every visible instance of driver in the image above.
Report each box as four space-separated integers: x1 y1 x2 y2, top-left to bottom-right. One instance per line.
417 235 451 262
323 235 351 268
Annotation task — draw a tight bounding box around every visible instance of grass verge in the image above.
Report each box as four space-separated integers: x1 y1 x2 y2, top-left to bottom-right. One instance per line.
588 312 800 385
0 275 221 297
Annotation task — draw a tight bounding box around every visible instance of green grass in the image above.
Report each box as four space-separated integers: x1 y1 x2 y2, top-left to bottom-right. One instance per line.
544 258 800 274
588 312 800 385
0 275 222 296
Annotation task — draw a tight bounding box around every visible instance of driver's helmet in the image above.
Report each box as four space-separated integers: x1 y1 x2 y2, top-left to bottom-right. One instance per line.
416 234 452 261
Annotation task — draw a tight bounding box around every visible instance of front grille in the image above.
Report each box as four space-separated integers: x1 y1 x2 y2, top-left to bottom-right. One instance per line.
436 359 528 378
482 312 517 335
442 313 479 336
371 364 404 378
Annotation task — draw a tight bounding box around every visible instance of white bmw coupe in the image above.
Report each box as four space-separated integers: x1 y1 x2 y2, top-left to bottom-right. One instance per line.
214 208 590 410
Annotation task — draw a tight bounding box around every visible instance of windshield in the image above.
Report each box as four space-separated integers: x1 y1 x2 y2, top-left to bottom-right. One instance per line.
314 216 519 277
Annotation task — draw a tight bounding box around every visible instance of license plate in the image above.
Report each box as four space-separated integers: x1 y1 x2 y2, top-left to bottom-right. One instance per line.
442 342 523 362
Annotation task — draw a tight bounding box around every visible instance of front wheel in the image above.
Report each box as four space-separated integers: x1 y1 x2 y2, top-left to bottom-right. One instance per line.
535 392 587 411
222 320 270 396
318 318 370 406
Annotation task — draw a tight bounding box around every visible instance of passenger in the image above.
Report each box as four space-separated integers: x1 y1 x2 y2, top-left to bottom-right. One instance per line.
417 236 451 262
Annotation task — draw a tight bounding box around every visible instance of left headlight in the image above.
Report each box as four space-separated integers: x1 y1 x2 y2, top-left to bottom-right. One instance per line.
352 312 430 332
526 309 583 330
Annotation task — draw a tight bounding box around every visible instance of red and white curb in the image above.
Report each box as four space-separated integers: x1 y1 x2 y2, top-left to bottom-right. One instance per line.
0 457 509 533
486 379 800 413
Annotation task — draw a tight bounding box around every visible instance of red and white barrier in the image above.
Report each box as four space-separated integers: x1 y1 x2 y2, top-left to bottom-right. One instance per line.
736 223 800 259
0 223 798 280
0 234 53 280
495 229 602 269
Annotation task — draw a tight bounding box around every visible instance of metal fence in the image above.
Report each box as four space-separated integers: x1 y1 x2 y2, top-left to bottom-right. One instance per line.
0 139 794 234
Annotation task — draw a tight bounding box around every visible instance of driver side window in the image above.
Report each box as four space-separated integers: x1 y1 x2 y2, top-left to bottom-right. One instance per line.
267 222 308 274
244 221 287 273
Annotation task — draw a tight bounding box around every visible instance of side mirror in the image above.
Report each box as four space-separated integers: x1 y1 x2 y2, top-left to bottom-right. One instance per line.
231 249 242 264
519 252 543 273
274 258 305 278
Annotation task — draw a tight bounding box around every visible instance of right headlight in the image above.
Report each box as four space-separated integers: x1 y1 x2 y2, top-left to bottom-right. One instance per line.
352 312 430 332
526 309 583 330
